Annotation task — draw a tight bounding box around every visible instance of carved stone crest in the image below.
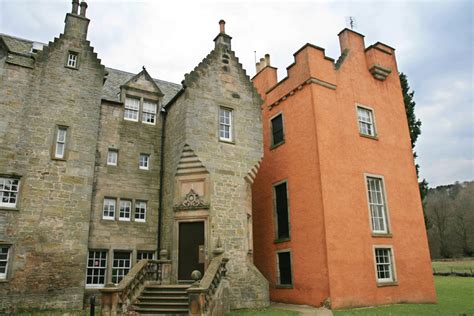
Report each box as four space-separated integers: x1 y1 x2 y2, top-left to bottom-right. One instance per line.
174 189 209 211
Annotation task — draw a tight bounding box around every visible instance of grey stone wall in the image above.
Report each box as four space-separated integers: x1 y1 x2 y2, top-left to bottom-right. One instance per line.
0 12 104 312
162 35 269 309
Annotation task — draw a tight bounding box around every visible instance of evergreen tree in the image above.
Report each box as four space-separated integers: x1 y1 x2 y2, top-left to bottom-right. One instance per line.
399 72 430 227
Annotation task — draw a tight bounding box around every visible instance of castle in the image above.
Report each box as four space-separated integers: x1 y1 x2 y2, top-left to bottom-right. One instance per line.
0 1 435 314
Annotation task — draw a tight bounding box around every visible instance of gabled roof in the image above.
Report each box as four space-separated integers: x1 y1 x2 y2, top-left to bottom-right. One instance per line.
0 33 182 105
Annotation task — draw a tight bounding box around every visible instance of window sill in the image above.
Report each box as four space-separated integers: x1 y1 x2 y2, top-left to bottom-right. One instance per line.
219 139 235 145
359 133 378 140
377 281 398 287
276 284 293 289
270 140 285 150
0 207 19 212
51 157 67 161
0 279 9 283
65 66 79 71
273 237 290 244
372 233 392 238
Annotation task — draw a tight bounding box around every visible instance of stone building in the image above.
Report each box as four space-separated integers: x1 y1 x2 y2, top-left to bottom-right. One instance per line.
0 1 267 313
251 29 436 309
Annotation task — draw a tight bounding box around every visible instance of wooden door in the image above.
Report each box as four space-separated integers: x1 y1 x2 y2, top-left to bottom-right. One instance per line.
178 221 205 281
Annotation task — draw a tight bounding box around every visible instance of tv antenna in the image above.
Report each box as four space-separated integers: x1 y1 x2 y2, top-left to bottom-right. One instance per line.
345 16 357 30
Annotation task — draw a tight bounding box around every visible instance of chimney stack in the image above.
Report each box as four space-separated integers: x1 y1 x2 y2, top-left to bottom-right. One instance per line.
214 19 232 50
255 53 271 73
79 1 88 17
72 0 79 14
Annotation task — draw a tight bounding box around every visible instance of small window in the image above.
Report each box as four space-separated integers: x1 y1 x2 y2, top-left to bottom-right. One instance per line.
142 101 157 125
374 247 395 283
112 251 131 284
274 181 290 240
86 250 107 287
0 246 11 280
366 176 389 234
137 251 154 261
135 200 147 222
67 52 78 68
119 200 131 221
107 149 118 166
124 97 140 122
271 113 284 146
0 177 20 208
219 107 232 141
103 198 116 220
54 126 68 159
277 251 292 286
357 106 376 136
139 154 150 170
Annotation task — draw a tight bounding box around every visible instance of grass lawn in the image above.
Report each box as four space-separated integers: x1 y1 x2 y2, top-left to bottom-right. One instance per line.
432 259 474 274
334 276 474 315
226 307 298 316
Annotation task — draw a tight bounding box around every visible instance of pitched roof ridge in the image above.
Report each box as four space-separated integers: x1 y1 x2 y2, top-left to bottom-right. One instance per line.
0 33 41 44
106 66 181 88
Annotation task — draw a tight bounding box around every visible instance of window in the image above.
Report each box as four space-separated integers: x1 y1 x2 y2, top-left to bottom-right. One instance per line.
366 176 389 234
274 181 290 240
67 52 78 68
119 200 131 221
219 107 232 141
139 154 149 170
357 106 376 136
137 251 154 261
103 198 116 220
86 250 107 287
135 201 147 222
124 97 140 121
54 126 68 159
374 247 395 283
271 113 284 146
0 246 10 280
0 177 20 208
107 149 118 166
112 251 131 284
276 251 292 286
142 101 157 125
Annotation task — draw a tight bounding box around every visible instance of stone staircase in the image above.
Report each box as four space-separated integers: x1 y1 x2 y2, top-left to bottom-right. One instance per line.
131 284 190 315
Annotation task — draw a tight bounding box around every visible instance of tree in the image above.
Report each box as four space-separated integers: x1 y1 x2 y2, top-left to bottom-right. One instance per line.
426 190 453 258
399 73 429 227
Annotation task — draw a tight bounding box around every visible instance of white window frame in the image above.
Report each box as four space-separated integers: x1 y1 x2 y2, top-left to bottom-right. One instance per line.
139 154 150 170
219 107 233 141
112 251 132 284
85 250 107 288
124 97 140 122
67 51 78 68
102 198 116 220
0 245 11 280
356 105 376 137
119 199 131 221
365 174 390 235
373 246 396 284
134 200 147 222
55 126 68 159
107 149 118 166
137 251 155 262
0 177 20 208
142 100 157 125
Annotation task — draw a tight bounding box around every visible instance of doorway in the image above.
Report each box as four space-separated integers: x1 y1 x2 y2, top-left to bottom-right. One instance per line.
178 221 205 281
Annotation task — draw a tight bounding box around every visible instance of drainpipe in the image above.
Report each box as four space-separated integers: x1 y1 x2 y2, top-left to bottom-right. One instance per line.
157 106 167 254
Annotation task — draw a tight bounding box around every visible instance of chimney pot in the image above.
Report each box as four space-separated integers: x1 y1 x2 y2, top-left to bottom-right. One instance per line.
72 0 79 14
264 54 271 67
79 1 88 17
219 20 226 34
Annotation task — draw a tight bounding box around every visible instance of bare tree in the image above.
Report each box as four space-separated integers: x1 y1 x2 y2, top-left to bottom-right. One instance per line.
426 190 453 258
453 183 474 256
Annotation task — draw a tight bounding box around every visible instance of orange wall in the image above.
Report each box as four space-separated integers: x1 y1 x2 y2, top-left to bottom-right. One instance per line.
252 29 436 309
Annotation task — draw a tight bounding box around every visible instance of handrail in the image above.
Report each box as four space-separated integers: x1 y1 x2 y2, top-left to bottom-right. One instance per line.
100 259 170 315
187 255 229 315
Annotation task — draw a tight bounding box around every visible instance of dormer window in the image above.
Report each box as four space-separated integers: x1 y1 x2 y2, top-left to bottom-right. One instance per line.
67 51 78 69
124 97 140 121
142 100 157 125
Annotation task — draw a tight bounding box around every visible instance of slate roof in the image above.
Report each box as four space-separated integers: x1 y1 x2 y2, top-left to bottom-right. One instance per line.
0 33 182 104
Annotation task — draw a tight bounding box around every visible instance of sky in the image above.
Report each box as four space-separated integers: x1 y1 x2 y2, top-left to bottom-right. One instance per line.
0 0 473 187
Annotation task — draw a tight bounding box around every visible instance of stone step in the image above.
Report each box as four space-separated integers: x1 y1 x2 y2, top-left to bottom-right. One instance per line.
135 301 188 308
141 290 188 297
133 306 188 315
137 295 188 301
